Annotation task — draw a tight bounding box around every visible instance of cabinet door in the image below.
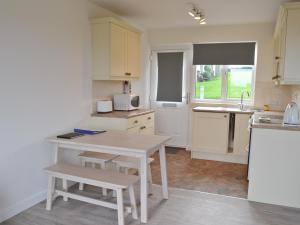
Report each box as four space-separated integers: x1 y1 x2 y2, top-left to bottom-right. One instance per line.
233 114 251 156
192 112 229 154
283 9 300 82
110 23 126 77
126 30 140 78
278 14 287 79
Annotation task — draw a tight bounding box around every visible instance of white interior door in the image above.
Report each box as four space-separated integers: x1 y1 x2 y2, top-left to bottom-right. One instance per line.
150 48 192 148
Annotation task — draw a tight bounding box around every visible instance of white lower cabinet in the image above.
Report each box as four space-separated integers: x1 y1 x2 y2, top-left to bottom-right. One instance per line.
192 112 229 154
191 111 251 164
248 128 300 208
233 114 252 156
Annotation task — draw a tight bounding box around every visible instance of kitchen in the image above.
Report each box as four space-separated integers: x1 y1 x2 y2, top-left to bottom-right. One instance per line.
1 1 300 225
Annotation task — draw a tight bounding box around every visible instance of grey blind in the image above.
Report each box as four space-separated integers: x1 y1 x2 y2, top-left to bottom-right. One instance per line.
193 42 256 65
157 52 183 102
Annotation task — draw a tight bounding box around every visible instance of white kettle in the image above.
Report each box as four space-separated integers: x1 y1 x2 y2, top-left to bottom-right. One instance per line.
283 102 299 125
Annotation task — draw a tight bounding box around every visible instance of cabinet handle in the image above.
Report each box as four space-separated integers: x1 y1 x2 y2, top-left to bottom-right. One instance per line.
272 61 281 81
134 120 138 124
224 115 227 118
125 72 131 76
140 126 146 130
147 117 151 120
275 56 280 60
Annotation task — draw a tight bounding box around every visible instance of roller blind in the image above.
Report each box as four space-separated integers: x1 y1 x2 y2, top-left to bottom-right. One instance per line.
156 52 183 102
193 42 256 65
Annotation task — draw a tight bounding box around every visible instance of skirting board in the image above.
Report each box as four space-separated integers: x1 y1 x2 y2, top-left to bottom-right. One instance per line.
0 190 47 223
191 151 248 164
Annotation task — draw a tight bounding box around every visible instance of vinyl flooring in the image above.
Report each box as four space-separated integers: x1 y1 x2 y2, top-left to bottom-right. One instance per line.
151 147 248 198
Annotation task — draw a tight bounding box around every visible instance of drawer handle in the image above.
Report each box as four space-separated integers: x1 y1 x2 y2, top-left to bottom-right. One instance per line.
134 120 138 124
147 117 152 120
224 115 227 118
125 72 131 76
140 126 146 130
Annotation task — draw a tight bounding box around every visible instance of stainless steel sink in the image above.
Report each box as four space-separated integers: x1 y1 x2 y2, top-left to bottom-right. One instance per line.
252 112 284 124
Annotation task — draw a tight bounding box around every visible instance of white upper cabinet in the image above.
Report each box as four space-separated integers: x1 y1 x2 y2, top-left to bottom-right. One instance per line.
91 17 141 80
273 3 300 84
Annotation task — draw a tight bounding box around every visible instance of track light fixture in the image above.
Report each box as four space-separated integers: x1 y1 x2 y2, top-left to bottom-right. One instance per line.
188 5 206 25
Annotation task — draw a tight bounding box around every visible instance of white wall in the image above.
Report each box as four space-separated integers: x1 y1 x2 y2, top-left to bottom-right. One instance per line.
148 23 291 110
0 0 93 222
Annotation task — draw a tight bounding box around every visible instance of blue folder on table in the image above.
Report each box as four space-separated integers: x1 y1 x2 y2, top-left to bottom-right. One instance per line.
74 128 106 135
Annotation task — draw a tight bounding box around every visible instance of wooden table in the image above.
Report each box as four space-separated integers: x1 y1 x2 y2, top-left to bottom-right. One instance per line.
47 130 171 223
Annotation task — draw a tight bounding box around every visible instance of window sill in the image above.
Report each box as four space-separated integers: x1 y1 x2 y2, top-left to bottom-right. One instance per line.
190 99 254 107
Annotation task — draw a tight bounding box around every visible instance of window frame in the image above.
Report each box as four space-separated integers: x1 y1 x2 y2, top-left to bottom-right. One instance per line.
191 64 256 105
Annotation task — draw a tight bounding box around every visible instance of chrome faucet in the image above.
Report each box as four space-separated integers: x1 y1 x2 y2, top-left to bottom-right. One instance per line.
240 91 250 111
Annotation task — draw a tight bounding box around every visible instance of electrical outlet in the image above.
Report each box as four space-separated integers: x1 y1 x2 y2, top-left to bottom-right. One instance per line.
292 93 299 101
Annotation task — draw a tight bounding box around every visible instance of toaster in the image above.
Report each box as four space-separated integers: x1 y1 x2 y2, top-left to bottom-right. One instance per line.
97 100 113 113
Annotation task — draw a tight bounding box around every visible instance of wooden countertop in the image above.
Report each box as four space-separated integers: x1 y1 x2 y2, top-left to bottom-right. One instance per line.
193 106 255 114
92 109 155 119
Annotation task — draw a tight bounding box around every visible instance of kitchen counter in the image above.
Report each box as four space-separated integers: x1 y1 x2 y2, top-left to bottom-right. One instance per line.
193 106 255 114
251 122 300 131
92 109 154 119
248 112 300 208
251 111 300 131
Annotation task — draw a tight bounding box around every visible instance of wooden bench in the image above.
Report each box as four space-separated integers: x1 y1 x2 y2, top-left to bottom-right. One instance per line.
78 151 118 195
45 164 138 225
113 156 154 194
78 151 154 194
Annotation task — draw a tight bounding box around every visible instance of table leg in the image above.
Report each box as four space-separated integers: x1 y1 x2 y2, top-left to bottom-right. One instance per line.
140 154 148 223
159 145 168 199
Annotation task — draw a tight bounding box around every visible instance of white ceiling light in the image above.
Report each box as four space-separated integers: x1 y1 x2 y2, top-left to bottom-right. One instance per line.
188 11 195 17
188 4 206 25
199 18 206 24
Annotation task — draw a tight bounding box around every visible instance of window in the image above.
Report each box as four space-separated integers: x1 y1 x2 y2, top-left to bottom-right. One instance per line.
192 42 256 102
194 65 254 101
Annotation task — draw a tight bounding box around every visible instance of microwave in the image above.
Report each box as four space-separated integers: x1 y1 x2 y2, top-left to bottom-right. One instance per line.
113 94 140 111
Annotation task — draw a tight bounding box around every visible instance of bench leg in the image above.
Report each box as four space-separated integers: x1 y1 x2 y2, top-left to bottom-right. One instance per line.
124 167 129 175
79 160 86 191
128 185 138 220
116 189 125 225
147 164 153 195
100 162 107 196
62 179 68 201
46 175 55 211
113 165 121 198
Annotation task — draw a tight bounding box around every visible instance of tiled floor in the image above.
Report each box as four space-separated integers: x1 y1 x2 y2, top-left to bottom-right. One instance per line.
151 147 248 198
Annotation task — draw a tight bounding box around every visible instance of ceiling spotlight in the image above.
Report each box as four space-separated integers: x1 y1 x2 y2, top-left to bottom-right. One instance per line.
188 4 207 25
188 11 195 17
199 17 206 24
194 15 201 20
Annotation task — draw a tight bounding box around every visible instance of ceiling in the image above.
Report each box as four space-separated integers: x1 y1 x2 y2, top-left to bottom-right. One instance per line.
92 0 292 29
